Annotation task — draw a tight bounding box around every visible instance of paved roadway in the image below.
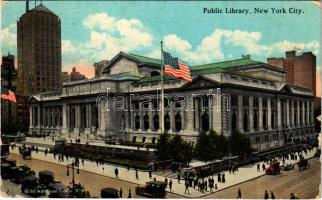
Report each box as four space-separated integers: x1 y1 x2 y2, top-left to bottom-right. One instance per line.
197 157 321 199
5 154 320 199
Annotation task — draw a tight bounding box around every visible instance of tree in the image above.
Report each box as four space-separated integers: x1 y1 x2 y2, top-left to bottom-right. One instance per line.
228 132 253 157
156 133 171 161
168 134 194 164
194 132 213 162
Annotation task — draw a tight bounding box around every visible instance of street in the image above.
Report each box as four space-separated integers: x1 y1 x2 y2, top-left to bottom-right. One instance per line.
200 157 321 199
5 153 320 199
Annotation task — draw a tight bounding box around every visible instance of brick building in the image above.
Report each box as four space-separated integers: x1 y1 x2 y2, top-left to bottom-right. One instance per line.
267 51 316 96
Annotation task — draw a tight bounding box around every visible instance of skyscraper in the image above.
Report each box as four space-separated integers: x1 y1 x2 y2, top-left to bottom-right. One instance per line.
17 1 61 96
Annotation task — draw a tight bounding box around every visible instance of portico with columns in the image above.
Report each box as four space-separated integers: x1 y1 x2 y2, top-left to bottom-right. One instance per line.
28 52 317 151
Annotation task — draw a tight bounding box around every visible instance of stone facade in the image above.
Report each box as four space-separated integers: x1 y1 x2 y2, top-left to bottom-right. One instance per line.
28 52 316 151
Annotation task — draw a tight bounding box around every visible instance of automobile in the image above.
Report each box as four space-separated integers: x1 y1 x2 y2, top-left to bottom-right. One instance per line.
5 159 16 167
135 181 166 198
39 170 55 187
10 165 34 184
48 182 68 198
101 187 119 198
21 175 46 197
265 161 280 175
1 163 12 179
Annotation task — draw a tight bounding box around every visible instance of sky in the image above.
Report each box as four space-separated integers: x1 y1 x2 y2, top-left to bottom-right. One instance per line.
1 0 321 95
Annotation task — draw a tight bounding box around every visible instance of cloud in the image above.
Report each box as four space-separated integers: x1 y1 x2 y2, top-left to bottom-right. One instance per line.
163 29 320 64
62 40 77 54
0 24 17 51
83 12 116 31
64 12 153 65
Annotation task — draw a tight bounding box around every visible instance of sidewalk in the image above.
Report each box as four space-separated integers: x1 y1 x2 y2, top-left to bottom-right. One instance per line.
11 142 316 198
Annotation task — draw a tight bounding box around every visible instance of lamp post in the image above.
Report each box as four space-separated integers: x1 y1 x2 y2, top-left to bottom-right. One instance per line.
66 158 80 197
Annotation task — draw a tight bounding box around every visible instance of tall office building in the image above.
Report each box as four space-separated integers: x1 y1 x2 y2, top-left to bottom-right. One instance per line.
267 51 316 96
17 1 61 96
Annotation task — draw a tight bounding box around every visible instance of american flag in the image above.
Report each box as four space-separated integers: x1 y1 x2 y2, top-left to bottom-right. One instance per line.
163 51 192 82
1 87 17 103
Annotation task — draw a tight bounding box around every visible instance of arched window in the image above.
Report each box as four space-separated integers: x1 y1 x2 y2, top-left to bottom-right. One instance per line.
164 114 170 131
135 115 140 130
201 113 209 132
231 111 237 132
175 114 182 132
143 114 149 130
253 111 258 130
153 114 159 130
243 111 248 131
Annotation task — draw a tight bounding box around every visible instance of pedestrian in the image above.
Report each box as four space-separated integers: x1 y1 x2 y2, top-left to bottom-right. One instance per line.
289 193 296 199
204 180 207 191
135 168 139 180
154 177 156 181
164 177 168 187
215 183 217 190
169 179 173 192
177 173 181 183
184 180 189 194
119 187 123 198
257 163 260 172
264 190 269 199
45 148 48 156
271 191 275 199
115 168 119 178
218 173 221 182
148 169 152 178
222 173 225 183
36 146 38 153
193 178 198 189
128 189 132 198
262 163 266 171
127 164 130 171
82 159 84 166
237 188 242 199
102 167 104 173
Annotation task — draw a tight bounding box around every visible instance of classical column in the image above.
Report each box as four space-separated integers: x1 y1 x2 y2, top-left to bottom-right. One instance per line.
85 104 92 134
212 94 222 134
169 100 174 133
277 98 282 129
311 101 314 125
51 107 55 128
62 104 68 133
74 104 81 134
259 97 263 131
302 101 305 125
148 101 153 131
185 96 194 135
249 96 254 132
194 98 200 132
286 99 290 127
238 95 243 133
97 109 107 136
267 98 272 130
291 100 295 127
297 100 300 127
29 106 33 128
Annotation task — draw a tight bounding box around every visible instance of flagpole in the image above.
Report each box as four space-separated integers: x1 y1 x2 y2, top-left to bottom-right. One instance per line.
160 41 164 135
